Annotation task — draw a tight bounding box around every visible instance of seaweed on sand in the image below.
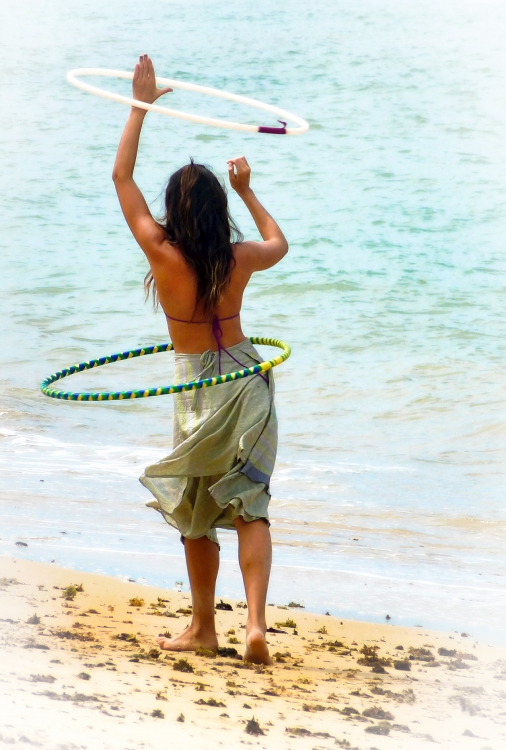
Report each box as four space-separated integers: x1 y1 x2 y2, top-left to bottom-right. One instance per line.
128 598 144 607
63 586 77 601
130 648 160 661
216 600 233 611
173 658 194 673
357 644 391 669
285 727 333 738
39 691 101 703
369 685 416 703
363 706 395 720
114 633 139 645
327 640 346 651
456 652 478 661
448 695 481 715
448 659 471 670
365 722 391 735
273 652 289 663
394 659 411 671
52 628 96 642
286 727 312 736
275 619 297 629
302 703 327 712
0 578 20 587
340 707 359 716
245 718 265 736
195 698 226 707
408 647 434 662
150 601 166 609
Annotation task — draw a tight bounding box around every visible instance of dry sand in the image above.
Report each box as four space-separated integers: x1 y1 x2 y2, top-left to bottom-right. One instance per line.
1 556 505 750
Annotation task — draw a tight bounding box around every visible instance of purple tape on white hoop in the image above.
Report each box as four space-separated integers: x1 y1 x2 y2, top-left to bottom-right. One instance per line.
258 120 287 135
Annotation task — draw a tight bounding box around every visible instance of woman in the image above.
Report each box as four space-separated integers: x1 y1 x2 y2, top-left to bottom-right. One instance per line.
112 55 288 666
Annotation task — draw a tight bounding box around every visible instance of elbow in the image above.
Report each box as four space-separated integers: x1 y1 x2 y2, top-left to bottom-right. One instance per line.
112 168 130 183
281 239 289 257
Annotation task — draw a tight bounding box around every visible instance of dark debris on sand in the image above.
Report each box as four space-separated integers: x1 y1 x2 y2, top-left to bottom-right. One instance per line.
245 717 265 736
173 658 194 673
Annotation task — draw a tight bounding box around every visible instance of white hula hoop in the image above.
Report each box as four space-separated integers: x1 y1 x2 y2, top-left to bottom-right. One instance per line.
66 68 309 136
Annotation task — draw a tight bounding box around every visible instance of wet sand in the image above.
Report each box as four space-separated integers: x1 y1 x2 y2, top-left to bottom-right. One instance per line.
1 556 505 749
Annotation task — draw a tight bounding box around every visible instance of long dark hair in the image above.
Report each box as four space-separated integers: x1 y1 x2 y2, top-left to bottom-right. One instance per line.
145 159 243 317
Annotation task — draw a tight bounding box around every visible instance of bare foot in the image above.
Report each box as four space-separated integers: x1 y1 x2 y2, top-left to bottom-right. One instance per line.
156 625 218 653
243 627 272 665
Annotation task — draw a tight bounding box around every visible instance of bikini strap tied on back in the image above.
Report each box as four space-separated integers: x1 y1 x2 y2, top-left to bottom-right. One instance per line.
165 311 267 383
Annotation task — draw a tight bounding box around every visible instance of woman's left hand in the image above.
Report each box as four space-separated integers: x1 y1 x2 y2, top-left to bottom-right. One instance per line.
132 54 172 105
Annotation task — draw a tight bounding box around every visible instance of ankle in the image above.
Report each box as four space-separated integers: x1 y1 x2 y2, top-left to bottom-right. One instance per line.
190 616 216 635
246 619 267 635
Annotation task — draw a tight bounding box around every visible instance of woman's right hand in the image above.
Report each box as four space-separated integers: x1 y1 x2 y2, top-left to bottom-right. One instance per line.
132 54 172 105
227 156 251 196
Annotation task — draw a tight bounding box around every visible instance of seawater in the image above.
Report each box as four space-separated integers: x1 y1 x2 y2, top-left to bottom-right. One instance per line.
1 0 505 643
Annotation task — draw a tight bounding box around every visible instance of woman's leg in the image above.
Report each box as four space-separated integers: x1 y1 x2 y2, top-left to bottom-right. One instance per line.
156 535 219 651
234 516 273 665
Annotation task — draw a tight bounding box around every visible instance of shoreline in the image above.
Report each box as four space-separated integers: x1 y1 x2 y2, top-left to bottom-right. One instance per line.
4 536 503 646
1 556 506 749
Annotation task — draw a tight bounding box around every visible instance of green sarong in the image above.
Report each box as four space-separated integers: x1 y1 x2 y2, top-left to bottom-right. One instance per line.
140 339 277 545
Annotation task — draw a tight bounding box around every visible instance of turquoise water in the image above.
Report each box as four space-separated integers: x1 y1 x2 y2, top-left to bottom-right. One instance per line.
1 0 505 643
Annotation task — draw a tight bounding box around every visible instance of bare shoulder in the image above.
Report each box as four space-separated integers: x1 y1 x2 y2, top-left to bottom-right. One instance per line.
147 241 190 290
149 240 184 268
233 239 288 273
233 241 257 264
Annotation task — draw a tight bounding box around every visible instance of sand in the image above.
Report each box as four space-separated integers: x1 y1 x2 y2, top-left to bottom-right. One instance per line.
1 556 505 750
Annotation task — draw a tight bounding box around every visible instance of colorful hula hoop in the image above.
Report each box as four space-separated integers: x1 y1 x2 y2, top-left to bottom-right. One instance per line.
66 68 309 135
40 337 291 402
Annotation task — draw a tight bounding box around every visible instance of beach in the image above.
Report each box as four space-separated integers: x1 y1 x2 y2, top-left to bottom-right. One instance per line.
1 0 506 642
1 556 505 749
1 6 506 749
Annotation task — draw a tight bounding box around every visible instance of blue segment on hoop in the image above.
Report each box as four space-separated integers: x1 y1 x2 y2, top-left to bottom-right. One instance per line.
40 337 291 402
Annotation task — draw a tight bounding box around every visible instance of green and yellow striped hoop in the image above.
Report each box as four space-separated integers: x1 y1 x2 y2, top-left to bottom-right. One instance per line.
40 337 291 402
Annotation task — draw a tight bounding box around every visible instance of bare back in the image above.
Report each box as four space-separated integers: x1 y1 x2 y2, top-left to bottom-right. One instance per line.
148 241 264 354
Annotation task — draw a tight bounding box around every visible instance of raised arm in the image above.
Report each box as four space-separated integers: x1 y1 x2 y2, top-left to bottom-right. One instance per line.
112 55 172 258
227 156 288 271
